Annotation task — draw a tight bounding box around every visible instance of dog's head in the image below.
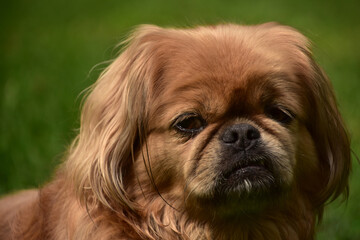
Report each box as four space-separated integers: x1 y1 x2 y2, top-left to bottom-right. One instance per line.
68 23 350 222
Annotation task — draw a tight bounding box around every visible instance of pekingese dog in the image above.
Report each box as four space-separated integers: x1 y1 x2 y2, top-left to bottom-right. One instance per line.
0 23 351 240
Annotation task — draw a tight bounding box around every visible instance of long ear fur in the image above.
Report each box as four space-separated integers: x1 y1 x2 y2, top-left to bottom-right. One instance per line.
290 37 352 210
263 24 351 209
307 60 351 206
65 25 166 211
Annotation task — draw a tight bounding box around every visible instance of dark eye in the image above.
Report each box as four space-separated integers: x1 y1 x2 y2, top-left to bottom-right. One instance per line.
173 113 206 136
265 105 295 125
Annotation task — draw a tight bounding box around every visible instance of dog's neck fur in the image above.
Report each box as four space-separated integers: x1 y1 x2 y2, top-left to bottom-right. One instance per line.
9 175 317 240
122 190 317 240
82 184 317 240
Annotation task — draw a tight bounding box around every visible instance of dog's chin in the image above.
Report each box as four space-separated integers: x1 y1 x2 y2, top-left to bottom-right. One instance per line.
215 157 282 198
189 160 287 218
216 165 278 198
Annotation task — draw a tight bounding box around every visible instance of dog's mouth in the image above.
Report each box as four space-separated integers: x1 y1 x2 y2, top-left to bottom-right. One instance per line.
223 158 272 182
216 157 278 197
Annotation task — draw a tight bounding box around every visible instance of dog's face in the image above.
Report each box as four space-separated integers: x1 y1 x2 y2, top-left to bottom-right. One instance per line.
142 25 313 216
72 23 350 222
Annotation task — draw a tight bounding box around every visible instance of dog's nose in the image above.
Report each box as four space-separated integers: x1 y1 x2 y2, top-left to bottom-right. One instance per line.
221 123 260 150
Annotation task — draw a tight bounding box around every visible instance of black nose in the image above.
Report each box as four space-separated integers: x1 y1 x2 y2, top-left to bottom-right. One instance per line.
221 123 261 150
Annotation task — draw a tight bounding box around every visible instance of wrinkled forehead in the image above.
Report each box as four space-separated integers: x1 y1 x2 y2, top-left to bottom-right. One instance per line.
149 26 310 123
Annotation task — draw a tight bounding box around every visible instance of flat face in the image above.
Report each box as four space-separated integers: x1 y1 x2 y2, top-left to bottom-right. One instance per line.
140 24 317 218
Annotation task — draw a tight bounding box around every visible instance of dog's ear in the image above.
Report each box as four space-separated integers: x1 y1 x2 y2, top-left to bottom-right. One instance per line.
262 24 350 208
303 53 351 208
269 24 351 208
66 25 166 210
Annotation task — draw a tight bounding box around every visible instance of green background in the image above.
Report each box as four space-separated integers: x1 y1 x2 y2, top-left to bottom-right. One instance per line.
1 0 359 239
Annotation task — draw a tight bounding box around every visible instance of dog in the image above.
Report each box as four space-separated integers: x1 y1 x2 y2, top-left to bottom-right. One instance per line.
0 23 351 240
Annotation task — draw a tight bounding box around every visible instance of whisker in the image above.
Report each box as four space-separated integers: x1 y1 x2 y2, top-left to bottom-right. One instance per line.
139 124 179 212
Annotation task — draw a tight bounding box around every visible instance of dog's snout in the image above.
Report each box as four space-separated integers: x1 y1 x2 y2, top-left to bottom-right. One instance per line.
221 123 260 150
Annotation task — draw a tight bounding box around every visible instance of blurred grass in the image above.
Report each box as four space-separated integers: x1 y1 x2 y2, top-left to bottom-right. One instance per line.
0 0 359 239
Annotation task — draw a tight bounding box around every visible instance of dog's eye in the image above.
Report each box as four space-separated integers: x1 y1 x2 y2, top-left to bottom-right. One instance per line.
173 113 206 135
265 105 295 125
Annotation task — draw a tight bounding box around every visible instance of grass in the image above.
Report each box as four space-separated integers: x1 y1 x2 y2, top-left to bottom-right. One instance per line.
1 0 359 239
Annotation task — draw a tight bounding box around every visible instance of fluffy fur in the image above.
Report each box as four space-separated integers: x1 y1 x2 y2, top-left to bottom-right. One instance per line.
0 23 351 240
